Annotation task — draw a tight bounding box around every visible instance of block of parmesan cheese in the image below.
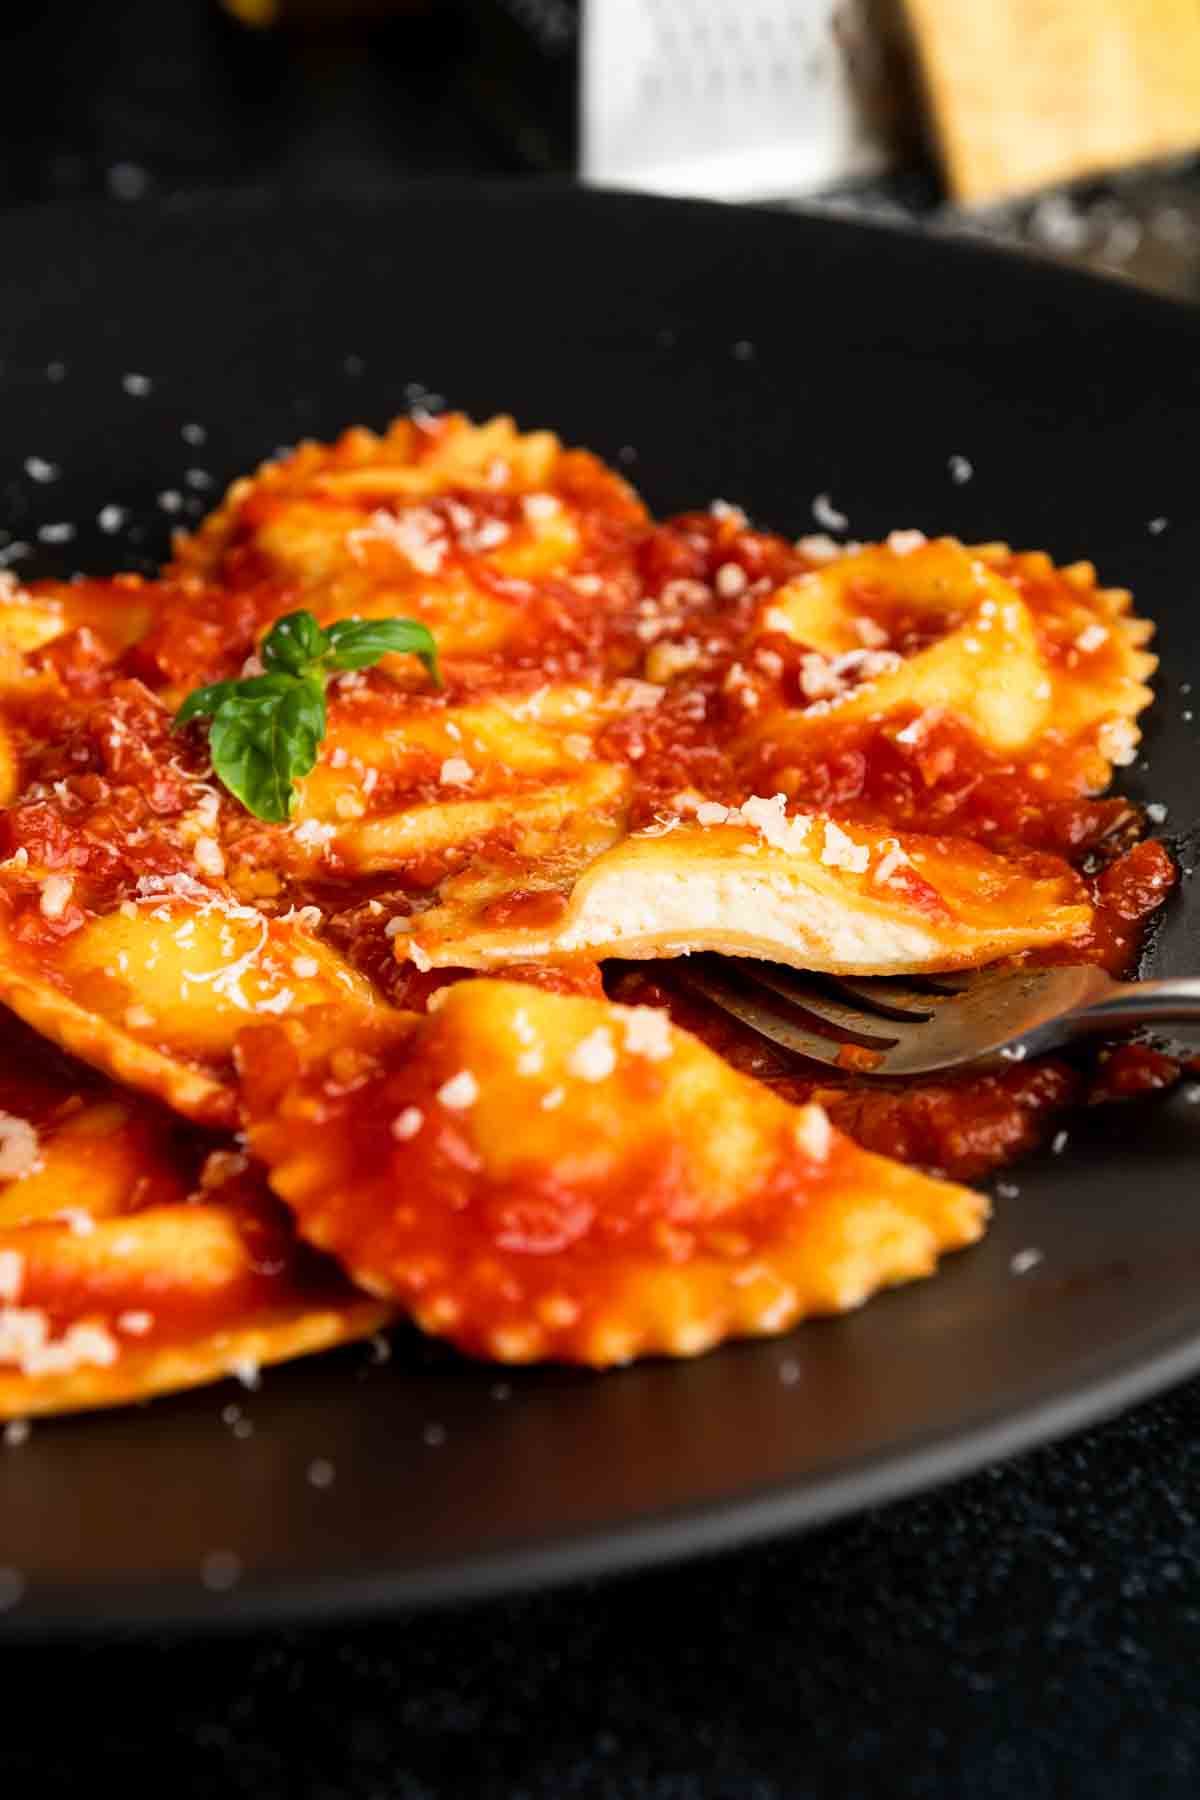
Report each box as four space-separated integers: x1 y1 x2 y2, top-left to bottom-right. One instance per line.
903 0 1200 204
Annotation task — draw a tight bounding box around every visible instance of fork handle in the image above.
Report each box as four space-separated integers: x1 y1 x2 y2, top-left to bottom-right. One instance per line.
1071 976 1200 1034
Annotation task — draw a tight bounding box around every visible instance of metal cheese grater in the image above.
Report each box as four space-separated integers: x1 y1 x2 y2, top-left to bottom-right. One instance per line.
582 0 907 198
462 0 913 200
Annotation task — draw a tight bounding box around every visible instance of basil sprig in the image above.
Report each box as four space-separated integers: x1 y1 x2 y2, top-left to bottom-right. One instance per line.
175 610 440 823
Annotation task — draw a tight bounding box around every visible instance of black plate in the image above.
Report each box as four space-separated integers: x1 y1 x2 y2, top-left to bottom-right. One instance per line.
1 184 1199 1637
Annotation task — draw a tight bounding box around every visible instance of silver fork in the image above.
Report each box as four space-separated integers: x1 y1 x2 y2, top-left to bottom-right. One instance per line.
674 957 1200 1077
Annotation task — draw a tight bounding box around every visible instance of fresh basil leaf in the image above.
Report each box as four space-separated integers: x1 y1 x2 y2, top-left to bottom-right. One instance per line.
207 682 327 824
226 671 320 703
175 610 439 821
174 679 239 728
325 617 442 686
261 610 331 677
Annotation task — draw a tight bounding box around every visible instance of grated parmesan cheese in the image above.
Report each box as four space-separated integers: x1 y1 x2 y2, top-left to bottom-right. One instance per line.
1074 622 1109 654
567 1027 618 1083
619 1006 674 1062
52 1207 95 1235
459 517 509 554
510 1010 536 1045
38 874 73 919
681 791 815 858
737 794 812 855
439 757 474 786
644 639 702 684
820 821 870 874
0 1308 118 1376
854 616 889 649
228 1356 261 1389
0 1118 40 1182
350 506 446 574
894 713 931 746
614 678 665 713
1098 718 1138 767
887 529 926 556
799 653 841 702
873 839 911 885
807 646 904 709
0 1250 23 1301
811 493 848 532
254 989 294 1015
200 1550 242 1590
794 533 844 563
437 1071 479 1111
522 492 561 522
293 819 336 848
199 1150 249 1191
793 1105 832 1161
391 1106 424 1141
193 836 225 878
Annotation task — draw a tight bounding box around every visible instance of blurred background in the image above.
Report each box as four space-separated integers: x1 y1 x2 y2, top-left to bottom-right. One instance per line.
2 0 1199 301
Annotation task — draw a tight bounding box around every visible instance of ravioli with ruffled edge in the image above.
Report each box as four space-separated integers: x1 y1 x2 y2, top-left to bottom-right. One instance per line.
236 982 988 1367
0 1018 393 1416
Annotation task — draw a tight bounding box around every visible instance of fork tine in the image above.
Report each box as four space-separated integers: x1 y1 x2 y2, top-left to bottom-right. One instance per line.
821 977 939 1021
677 956 1124 1080
738 965 901 1048
736 966 958 1058
673 962 895 1070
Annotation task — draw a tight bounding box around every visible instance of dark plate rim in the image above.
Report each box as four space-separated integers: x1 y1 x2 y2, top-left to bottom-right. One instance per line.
9 1290 1200 1640
9 176 1200 332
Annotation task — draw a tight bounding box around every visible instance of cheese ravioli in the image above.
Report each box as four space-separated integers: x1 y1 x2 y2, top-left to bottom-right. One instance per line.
0 1016 392 1416
237 982 987 1368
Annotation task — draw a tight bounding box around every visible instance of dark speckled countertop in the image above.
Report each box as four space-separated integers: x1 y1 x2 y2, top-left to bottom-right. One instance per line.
3 4 1200 1793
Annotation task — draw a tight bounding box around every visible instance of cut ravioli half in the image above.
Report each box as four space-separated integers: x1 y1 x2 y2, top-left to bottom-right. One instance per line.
0 1012 391 1417
172 413 649 662
0 880 383 1125
394 800 1091 976
237 979 987 1367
